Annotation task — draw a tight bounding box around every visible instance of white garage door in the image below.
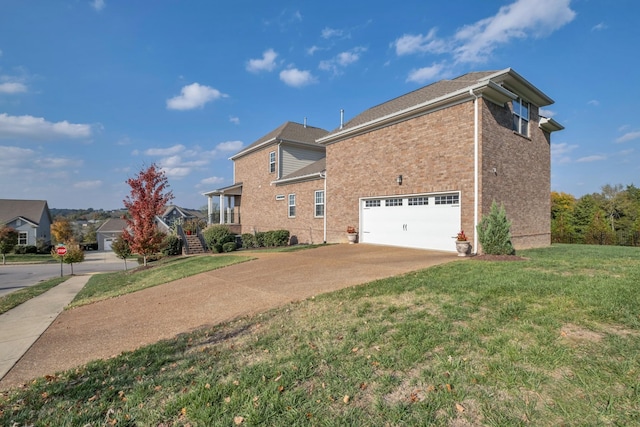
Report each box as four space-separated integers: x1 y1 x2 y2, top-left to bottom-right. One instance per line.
104 238 114 251
360 193 461 252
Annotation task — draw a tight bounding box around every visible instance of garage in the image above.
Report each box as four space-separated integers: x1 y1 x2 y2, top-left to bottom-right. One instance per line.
360 192 461 252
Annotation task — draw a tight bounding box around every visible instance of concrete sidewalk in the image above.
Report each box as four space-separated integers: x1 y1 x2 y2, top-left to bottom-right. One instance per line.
0 275 90 380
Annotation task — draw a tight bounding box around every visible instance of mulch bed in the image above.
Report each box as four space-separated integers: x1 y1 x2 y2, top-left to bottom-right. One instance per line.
471 254 528 261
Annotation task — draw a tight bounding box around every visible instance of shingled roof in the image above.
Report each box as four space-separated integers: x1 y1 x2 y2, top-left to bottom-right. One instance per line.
231 121 329 160
333 71 498 133
318 68 555 145
0 199 51 226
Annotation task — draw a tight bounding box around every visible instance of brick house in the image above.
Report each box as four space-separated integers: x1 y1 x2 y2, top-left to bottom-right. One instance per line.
205 68 563 253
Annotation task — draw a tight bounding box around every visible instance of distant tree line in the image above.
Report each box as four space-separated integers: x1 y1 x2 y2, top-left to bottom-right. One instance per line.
552 184 640 246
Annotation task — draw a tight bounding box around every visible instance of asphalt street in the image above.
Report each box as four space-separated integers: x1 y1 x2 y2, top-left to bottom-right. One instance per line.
0 251 125 297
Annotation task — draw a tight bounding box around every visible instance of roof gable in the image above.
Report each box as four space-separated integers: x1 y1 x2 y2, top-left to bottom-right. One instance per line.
231 121 329 160
0 199 50 226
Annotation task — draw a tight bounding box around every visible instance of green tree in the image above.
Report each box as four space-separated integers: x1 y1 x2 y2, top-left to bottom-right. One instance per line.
111 235 132 270
51 245 85 275
0 225 18 265
476 201 515 255
122 164 174 266
585 211 614 245
551 191 577 243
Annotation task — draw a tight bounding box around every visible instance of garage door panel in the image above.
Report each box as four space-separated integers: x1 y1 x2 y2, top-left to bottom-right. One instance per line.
361 194 460 252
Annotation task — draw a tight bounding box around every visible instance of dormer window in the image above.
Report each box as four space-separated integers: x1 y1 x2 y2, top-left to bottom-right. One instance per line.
512 98 530 136
269 151 276 173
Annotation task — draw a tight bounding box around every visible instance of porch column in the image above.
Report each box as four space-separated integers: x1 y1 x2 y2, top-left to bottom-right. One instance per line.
219 193 224 224
207 195 214 225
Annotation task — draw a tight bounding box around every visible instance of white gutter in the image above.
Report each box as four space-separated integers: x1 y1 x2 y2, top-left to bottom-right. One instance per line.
470 88 479 255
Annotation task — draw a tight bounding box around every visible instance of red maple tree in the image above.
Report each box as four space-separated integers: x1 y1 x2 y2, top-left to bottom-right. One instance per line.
122 164 174 266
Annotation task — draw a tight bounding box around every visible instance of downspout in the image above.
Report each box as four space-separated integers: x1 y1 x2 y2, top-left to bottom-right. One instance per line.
320 171 327 243
469 89 479 255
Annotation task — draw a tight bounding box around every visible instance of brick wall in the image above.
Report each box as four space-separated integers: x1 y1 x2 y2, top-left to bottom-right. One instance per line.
235 145 325 244
325 102 476 244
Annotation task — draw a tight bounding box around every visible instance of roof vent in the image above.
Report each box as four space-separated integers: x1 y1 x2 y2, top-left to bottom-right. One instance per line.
340 109 344 129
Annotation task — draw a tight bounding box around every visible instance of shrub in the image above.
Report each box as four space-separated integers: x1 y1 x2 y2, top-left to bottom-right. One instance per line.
476 201 515 255
241 233 257 249
162 234 182 256
222 242 237 253
212 243 223 254
263 230 290 247
254 232 266 248
202 225 234 251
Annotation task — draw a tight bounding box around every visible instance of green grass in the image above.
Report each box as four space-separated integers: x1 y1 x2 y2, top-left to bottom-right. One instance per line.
1 244 640 426
0 276 69 315
1 254 57 264
69 255 253 308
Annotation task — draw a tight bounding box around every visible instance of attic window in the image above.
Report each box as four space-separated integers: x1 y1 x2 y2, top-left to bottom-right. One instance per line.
512 98 530 136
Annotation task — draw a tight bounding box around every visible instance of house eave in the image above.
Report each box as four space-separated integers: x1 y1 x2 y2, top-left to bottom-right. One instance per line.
318 80 516 146
230 138 277 160
539 117 565 133
272 172 325 186
202 182 243 197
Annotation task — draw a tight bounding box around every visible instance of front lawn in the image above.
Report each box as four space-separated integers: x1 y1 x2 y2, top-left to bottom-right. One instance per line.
1 244 639 426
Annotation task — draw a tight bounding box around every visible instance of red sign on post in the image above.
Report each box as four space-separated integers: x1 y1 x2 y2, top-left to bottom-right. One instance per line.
56 246 67 256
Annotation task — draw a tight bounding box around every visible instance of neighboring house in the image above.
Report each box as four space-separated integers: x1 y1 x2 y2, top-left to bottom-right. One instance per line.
96 218 128 251
0 199 52 247
205 68 564 253
158 205 206 232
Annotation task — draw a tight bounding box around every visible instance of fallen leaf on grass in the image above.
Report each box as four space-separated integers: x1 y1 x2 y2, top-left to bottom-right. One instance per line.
343 395 350 404
456 403 465 413
234 415 245 425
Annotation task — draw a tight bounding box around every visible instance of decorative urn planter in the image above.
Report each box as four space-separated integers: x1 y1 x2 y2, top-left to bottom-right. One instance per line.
455 230 471 257
455 240 471 257
346 226 358 244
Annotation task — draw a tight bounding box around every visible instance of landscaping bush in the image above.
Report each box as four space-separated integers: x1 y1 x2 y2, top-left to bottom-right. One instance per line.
222 242 237 253
263 230 290 247
476 201 515 255
212 243 223 254
162 234 182 256
241 233 257 249
254 232 266 248
13 245 37 254
202 225 234 251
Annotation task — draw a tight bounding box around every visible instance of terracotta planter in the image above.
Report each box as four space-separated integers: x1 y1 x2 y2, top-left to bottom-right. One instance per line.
347 233 357 244
455 240 471 257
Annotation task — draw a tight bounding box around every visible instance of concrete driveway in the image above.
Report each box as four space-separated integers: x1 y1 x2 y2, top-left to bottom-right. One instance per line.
0 244 456 388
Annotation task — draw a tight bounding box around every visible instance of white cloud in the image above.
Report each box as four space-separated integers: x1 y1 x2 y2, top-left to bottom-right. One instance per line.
0 146 35 168
588 99 600 106
199 176 225 186
91 0 105 11
321 27 345 39
592 22 607 31
576 155 606 163
319 47 367 75
0 113 92 140
307 45 321 56
144 144 186 156
0 82 27 94
246 49 278 73
551 142 578 164
74 180 102 189
616 131 640 143
161 167 191 178
453 0 575 63
279 68 317 87
166 83 227 110
216 140 243 152
229 116 240 125
539 108 556 118
393 29 447 56
406 64 446 84
34 156 83 168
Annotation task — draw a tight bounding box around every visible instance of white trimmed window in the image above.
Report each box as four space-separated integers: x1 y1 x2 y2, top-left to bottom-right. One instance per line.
435 194 459 205
18 231 27 245
365 200 381 207
408 197 428 206
269 151 276 173
314 190 324 217
512 98 530 136
288 194 296 218
385 198 403 207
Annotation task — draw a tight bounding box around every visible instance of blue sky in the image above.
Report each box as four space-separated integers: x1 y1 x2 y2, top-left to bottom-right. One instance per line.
1 0 638 210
